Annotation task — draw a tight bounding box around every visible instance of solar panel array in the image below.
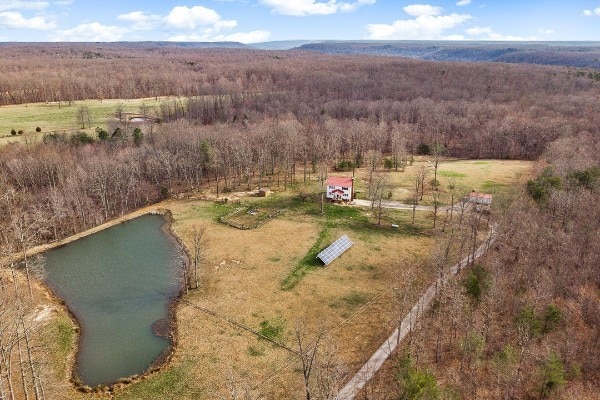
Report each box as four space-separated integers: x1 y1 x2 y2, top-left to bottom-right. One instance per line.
316 235 353 266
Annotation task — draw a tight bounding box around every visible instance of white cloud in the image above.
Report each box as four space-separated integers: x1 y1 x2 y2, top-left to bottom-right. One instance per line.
170 29 271 43
48 22 125 41
466 26 491 35
466 26 537 41
456 0 471 6
0 1 49 12
366 7 471 40
117 11 161 30
403 4 442 17
583 8 600 16
0 11 55 29
118 7 237 32
165 5 227 29
54 0 73 5
115 5 263 43
260 0 375 16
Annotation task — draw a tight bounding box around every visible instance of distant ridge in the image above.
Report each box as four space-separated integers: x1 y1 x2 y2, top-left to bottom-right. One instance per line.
0 41 250 49
296 41 600 69
250 40 322 50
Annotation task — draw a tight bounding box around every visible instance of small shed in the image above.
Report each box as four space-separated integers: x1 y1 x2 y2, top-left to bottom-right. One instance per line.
326 177 354 202
257 188 271 197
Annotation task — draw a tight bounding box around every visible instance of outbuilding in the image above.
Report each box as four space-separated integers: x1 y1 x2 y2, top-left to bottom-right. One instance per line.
326 177 354 202
257 187 271 197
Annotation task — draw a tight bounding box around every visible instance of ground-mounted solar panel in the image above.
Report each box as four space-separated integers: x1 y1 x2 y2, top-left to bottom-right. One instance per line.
316 235 353 266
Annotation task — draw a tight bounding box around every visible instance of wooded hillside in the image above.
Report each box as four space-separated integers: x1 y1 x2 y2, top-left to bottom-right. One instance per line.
1 44 600 160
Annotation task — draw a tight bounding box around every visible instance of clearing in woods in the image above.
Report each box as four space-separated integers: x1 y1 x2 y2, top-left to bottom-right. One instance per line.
26 159 532 399
0 97 173 145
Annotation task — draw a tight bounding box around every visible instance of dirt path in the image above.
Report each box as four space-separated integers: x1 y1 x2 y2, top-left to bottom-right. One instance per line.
335 223 497 400
352 198 456 212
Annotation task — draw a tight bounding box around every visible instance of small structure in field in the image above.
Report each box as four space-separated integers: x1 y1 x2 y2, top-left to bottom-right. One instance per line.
326 177 354 202
257 187 271 197
317 235 353 266
466 190 493 205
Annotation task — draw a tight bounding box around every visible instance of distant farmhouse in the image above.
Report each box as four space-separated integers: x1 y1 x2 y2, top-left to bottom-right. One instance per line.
466 190 492 205
326 177 354 202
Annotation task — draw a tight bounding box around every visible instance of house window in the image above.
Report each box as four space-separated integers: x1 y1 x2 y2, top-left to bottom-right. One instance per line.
342 187 348 190
328 186 334 189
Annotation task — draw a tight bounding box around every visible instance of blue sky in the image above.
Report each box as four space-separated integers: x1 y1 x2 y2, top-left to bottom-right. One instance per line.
1 0 599 43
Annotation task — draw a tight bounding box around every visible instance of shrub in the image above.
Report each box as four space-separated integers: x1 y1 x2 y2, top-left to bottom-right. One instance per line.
336 160 354 171
96 127 109 140
539 353 566 399
462 264 490 304
396 353 439 400
526 168 562 206
70 131 94 145
516 306 542 338
10 129 16 136
416 143 431 155
384 158 393 170
35 126 41 132
567 166 600 190
258 317 285 341
160 187 169 199
133 127 144 145
542 304 562 334
17 129 24 135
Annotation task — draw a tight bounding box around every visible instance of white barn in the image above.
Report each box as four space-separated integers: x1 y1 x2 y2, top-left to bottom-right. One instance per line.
326 177 354 202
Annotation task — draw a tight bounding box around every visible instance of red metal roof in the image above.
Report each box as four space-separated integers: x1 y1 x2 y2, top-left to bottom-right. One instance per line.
469 192 492 199
327 177 353 187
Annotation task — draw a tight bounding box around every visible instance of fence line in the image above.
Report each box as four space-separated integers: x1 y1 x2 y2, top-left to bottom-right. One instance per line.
335 223 497 400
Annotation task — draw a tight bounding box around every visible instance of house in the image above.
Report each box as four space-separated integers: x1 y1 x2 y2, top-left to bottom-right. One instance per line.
466 191 492 206
326 177 354 202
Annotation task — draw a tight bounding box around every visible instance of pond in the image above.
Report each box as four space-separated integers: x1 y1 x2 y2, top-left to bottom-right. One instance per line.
43 214 182 387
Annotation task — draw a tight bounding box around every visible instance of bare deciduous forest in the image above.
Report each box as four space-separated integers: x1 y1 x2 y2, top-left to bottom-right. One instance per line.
0 44 598 399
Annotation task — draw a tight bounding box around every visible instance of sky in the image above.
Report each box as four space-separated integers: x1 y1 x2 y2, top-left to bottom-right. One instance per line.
0 0 599 43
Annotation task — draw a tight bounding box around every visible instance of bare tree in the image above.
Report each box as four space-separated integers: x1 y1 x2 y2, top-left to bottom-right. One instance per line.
115 102 125 122
370 173 390 226
294 321 344 400
190 225 207 290
76 105 91 129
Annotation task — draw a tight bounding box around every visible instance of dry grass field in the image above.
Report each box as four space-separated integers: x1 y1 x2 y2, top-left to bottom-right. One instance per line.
17 159 533 399
123 198 438 399
352 158 533 207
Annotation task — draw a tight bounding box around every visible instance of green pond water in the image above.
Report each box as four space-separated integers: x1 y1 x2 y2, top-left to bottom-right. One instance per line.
43 214 182 387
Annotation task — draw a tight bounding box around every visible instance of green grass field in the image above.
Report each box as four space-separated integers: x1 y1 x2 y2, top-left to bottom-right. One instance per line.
0 98 171 145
